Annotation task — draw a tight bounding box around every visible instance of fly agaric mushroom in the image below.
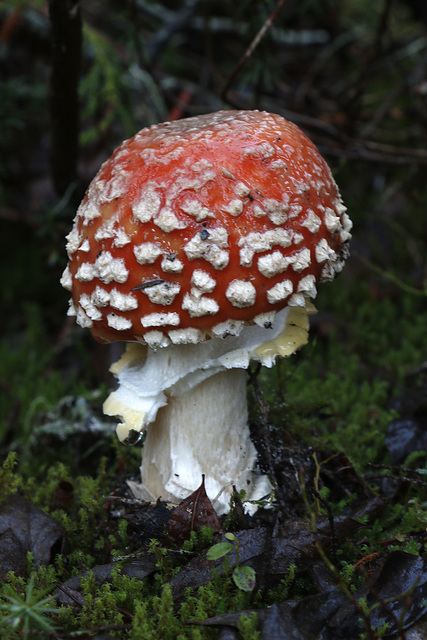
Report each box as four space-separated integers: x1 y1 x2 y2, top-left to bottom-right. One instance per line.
61 110 352 514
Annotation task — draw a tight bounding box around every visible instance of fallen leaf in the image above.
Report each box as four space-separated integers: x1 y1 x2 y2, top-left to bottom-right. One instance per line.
190 602 311 639
0 494 64 579
189 558 427 640
268 514 361 580
163 475 221 546
55 555 158 608
218 628 240 640
188 609 259 629
170 528 269 600
267 496 385 581
385 382 427 463
122 500 171 542
292 589 348 637
386 418 427 463
329 551 427 637
260 602 306 640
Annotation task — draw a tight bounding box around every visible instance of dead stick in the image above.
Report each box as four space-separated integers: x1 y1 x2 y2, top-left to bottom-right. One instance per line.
221 0 287 103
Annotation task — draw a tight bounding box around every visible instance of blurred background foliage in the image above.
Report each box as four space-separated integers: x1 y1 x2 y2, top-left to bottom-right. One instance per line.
0 0 426 475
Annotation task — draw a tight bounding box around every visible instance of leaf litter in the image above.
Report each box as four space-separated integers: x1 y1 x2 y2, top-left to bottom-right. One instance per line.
4 440 427 638
0 494 64 580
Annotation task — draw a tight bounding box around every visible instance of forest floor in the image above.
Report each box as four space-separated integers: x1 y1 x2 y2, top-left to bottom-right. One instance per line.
1 1 427 638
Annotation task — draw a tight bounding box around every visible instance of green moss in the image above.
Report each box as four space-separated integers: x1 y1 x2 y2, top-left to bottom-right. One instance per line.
0 572 61 639
181 526 216 553
0 453 22 503
251 282 426 471
238 612 260 640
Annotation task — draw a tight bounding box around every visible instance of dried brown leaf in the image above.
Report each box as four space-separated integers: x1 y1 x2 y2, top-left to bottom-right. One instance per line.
0 494 64 579
163 475 221 546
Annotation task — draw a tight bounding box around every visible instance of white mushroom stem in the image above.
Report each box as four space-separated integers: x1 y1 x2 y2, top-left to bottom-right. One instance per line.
103 302 316 514
137 368 269 514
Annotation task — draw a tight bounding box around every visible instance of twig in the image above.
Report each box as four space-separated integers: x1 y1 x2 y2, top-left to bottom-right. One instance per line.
353 250 427 296
360 48 427 138
295 30 359 106
54 583 84 609
312 488 338 566
373 0 395 56
341 0 396 123
358 566 410 640
367 463 427 489
299 471 378 640
247 364 284 507
221 0 287 104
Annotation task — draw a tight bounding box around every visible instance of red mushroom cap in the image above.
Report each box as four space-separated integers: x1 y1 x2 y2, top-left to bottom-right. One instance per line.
61 110 351 347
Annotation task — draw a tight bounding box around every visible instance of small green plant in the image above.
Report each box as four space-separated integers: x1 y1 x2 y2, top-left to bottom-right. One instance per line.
0 452 22 503
0 573 59 639
238 611 260 639
181 525 216 553
207 533 256 592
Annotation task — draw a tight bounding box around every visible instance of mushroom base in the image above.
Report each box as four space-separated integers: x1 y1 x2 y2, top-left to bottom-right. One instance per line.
104 301 316 514
128 368 272 515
